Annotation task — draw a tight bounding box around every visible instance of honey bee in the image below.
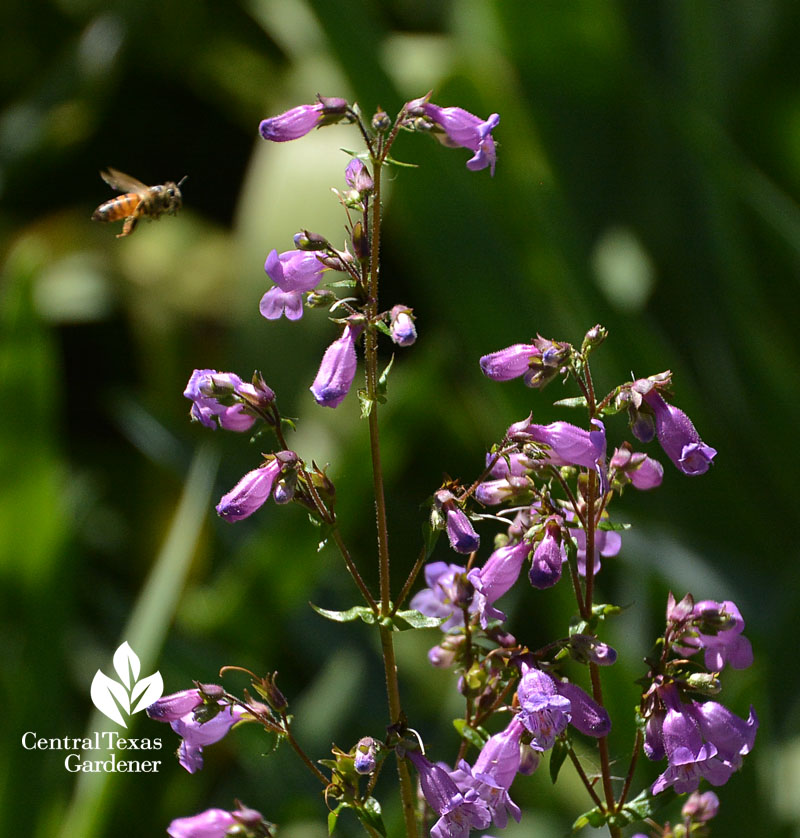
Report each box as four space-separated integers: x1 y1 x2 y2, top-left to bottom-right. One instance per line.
92 168 186 237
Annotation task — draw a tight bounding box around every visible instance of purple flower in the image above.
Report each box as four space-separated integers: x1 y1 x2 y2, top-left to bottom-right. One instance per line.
389 305 417 346
475 452 536 505
167 808 236 838
645 685 757 795
344 158 373 193
167 805 268 838
260 249 326 321
467 540 529 627
508 418 606 471
172 704 248 773
147 689 204 722
516 665 610 751
410 561 475 630
410 99 500 175
309 322 363 408
259 96 349 142
528 520 566 589
435 489 480 554
515 666 572 751
479 344 540 381
642 390 717 476
405 751 492 838
670 597 753 671
184 369 265 432
216 452 298 522
610 444 663 490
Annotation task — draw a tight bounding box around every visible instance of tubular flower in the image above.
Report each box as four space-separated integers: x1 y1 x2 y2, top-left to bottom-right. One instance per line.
259 96 349 142
405 750 491 838
260 249 326 321
641 389 717 476
168 804 270 838
434 489 480 554
508 417 606 471
147 689 204 722
528 519 566 590
479 343 540 381
672 598 754 671
408 97 500 175
216 452 298 522
467 540 530 627
309 322 363 408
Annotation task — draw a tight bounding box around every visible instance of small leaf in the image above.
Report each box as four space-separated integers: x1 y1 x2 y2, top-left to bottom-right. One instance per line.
113 641 140 688
358 389 374 419
383 154 419 169
90 670 130 727
357 797 387 837
310 603 377 625
549 737 569 784
552 396 588 409
615 787 676 826
597 520 630 532
452 718 488 750
422 519 441 560
572 805 608 831
328 802 348 835
377 355 394 398
390 610 445 631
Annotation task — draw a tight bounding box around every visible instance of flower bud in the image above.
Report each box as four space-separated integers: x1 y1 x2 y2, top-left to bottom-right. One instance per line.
351 220 369 262
685 672 722 695
354 737 378 775
293 230 329 251
389 305 417 347
372 107 390 133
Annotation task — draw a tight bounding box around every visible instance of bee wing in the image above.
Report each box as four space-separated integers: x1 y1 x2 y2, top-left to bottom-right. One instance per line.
100 168 148 193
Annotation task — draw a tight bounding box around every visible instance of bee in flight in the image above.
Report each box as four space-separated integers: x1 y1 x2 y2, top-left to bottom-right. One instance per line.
92 168 186 237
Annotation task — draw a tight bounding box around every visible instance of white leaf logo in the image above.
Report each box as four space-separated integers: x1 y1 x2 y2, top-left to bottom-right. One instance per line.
90 642 164 728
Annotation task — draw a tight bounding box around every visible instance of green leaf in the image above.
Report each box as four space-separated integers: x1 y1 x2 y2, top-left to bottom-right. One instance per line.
613 787 676 827
377 355 394 398
572 805 608 831
552 396 588 409
357 797 387 837
358 389 374 419
328 804 344 835
452 718 489 750
310 603 377 625
597 520 630 532
390 609 445 631
549 737 569 783
422 518 441 559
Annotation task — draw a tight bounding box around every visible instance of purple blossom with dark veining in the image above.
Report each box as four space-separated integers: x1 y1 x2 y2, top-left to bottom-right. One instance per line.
260 249 326 321
641 389 716 476
259 97 348 142
410 561 475 630
467 540 529 627
310 323 363 408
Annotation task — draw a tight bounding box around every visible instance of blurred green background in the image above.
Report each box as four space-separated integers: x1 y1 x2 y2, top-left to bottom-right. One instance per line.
2 0 799 835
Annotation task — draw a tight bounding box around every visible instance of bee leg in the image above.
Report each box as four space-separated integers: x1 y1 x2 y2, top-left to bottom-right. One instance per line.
118 216 139 238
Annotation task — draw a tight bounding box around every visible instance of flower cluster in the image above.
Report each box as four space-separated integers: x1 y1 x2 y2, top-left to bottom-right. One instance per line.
641 594 757 796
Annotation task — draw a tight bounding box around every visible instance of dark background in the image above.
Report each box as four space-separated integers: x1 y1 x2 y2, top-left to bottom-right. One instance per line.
2 1 798 835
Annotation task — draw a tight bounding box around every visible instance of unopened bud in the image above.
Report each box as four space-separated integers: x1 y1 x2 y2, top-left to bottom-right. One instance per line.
389 305 417 347
372 107 390 133
685 672 721 695
306 289 337 308
352 221 369 262
583 324 607 347
293 230 329 251
354 736 378 774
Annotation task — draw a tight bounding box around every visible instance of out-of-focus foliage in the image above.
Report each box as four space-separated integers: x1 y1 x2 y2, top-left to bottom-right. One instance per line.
1 0 798 836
